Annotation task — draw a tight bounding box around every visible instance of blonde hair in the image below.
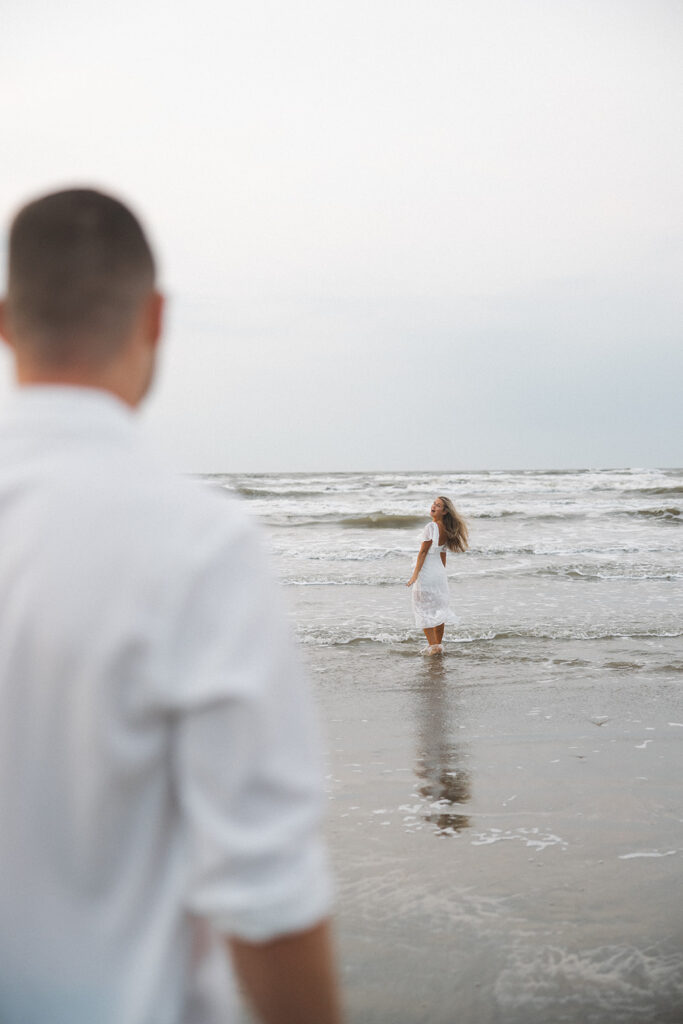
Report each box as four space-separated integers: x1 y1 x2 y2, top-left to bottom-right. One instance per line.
438 496 469 553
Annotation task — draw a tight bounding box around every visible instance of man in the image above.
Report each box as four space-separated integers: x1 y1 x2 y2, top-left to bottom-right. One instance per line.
0 188 342 1024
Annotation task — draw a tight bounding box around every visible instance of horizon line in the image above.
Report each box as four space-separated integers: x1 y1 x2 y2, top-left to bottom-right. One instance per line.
191 465 683 477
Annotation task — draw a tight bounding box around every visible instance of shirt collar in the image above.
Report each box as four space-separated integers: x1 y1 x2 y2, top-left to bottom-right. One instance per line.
1 385 138 440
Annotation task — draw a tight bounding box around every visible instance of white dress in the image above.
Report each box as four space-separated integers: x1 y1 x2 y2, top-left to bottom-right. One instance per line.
412 520 454 629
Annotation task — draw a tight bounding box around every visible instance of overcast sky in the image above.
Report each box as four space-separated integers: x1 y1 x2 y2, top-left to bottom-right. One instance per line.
1 0 681 471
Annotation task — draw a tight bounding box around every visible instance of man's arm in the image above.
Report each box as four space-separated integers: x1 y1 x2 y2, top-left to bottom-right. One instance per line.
168 517 341 1020
229 919 343 1024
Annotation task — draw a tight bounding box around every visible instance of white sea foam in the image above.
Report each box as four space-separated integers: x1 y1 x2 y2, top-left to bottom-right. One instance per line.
618 849 678 860
471 827 568 851
296 622 683 647
495 943 683 1020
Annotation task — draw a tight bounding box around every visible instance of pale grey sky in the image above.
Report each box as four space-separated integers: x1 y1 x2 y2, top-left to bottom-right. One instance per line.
1 0 681 470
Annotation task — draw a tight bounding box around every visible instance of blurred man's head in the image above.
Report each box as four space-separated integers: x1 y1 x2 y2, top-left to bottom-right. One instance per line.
0 188 162 405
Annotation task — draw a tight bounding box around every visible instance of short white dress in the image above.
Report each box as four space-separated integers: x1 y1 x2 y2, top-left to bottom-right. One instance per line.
412 520 454 629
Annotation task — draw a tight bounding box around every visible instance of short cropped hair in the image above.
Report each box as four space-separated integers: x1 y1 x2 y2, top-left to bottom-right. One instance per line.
6 188 156 368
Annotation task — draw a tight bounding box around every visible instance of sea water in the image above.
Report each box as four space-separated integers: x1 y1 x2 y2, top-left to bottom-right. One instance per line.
206 467 683 664
204 468 683 1023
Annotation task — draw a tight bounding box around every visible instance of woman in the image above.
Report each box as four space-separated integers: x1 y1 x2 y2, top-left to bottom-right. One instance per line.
406 496 468 655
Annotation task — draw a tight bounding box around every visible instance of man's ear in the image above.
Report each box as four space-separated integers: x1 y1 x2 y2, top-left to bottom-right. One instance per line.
146 291 164 349
0 299 14 348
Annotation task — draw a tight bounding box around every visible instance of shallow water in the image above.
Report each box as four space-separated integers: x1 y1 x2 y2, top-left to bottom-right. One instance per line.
210 470 683 1023
209 467 683 655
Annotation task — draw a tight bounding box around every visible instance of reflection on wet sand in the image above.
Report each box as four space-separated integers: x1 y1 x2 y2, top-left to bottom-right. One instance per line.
414 658 472 835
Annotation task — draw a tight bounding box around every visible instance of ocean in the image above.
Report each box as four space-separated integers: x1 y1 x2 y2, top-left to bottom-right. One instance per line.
205 468 683 1024
209 467 683 660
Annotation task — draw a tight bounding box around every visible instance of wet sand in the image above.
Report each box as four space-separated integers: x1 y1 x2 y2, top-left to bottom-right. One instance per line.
311 643 682 1024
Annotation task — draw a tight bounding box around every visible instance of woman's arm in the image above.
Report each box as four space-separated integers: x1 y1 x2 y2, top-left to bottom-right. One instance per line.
406 541 432 586
440 551 446 568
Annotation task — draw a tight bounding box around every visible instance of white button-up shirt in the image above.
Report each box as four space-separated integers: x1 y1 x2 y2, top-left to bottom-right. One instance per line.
0 387 331 1024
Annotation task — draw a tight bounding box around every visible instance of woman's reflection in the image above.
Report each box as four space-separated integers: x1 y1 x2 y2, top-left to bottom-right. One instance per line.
414 658 471 835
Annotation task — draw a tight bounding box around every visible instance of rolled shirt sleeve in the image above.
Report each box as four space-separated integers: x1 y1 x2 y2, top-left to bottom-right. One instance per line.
165 513 332 942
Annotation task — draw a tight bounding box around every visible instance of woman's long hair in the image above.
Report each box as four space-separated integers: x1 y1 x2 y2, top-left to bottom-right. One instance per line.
438 496 469 553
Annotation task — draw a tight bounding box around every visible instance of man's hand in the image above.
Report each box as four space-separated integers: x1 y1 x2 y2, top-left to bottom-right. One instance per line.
229 919 343 1024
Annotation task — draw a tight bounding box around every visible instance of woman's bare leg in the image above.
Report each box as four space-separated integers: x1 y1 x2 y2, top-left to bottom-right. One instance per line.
423 627 437 648
423 627 442 653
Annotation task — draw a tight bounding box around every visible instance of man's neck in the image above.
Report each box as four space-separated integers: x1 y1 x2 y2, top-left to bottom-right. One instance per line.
15 362 143 409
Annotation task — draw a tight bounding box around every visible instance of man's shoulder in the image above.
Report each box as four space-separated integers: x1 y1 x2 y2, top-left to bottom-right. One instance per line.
159 473 254 543
54 441 258 564
115 458 256 548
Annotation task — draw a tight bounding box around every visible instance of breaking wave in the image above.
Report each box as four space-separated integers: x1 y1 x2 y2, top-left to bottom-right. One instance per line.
340 514 426 529
297 625 683 647
625 507 681 522
534 566 683 582
624 485 683 498
235 486 329 499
